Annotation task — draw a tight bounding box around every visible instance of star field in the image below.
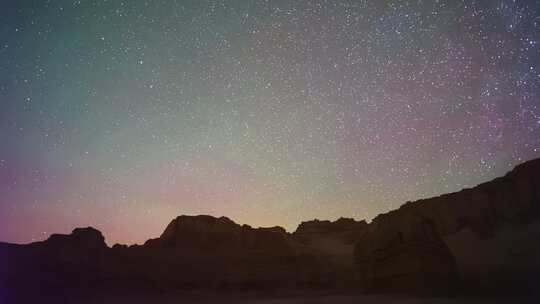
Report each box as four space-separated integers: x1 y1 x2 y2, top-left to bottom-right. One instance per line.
1 0 539 245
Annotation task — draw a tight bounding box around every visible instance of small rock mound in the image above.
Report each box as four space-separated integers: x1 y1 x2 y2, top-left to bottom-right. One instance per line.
45 227 106 251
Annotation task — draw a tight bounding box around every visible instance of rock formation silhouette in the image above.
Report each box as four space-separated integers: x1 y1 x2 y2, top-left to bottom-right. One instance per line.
1 158 539 302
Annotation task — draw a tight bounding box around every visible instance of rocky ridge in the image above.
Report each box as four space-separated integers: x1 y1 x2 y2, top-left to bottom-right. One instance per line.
1 158 539 301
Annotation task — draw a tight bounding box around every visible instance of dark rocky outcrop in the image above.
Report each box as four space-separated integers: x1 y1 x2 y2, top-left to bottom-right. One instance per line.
102 215 324 291
294 217 368 245
0 227 108 303
144 215 292 255
43 227 107 259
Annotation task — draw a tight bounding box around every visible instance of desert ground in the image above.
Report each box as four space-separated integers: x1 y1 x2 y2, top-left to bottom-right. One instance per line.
74 291 534 304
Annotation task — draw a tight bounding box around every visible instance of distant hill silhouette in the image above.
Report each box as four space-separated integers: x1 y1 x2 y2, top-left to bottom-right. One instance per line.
1 158 539 303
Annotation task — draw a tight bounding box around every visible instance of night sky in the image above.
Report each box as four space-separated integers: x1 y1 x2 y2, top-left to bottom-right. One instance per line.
1 0 539 245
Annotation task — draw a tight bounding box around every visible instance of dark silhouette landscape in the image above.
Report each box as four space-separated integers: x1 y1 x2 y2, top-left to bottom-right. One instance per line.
3 0 540 303
1 158 539 303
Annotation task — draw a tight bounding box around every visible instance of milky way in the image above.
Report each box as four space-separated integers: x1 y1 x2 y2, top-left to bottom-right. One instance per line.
1 0 539 245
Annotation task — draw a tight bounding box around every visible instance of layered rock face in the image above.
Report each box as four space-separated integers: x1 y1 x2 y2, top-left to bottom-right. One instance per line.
292 218 369 287
354 214 457 294
354 158 540 294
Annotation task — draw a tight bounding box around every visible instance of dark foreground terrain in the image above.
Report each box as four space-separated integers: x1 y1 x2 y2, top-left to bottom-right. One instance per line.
77 290 534 304
1 158 539 303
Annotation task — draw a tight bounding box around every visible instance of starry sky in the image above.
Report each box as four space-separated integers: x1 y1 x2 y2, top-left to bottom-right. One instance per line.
1 0 539 246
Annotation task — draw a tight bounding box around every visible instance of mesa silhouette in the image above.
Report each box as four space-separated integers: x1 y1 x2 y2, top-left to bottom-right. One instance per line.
1 158 539 302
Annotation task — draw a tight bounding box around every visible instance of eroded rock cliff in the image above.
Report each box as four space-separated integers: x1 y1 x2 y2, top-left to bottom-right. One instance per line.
354 158 540 294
